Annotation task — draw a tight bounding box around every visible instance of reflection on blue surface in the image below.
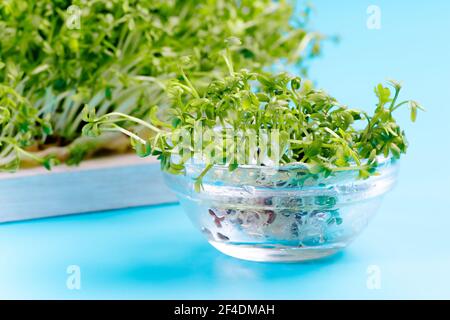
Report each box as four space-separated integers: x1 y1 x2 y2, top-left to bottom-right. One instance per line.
1 0 450 299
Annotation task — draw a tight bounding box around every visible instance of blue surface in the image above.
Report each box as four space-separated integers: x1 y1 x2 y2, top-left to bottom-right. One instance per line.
1 0 450 299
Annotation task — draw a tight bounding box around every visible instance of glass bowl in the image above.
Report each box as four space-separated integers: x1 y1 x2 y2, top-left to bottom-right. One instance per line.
164 158 398 262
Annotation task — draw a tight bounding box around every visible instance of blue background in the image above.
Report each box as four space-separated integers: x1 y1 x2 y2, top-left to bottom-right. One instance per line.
1 0 449 299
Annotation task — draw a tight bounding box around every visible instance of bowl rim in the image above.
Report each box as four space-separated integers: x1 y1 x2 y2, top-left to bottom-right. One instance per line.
183 155 396 172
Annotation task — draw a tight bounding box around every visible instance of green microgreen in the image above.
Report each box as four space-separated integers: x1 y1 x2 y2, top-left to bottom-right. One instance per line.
83 48 424 188
0 0 321 170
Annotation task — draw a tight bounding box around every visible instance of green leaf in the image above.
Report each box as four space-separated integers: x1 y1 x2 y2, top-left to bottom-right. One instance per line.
256 93 270 102
359 169 370 179
409 101 425 122
171 117 182 128
291 77 302 90
387 79 402 91
81 105 97 123
410 104 417 122
374 84 391 106
81 123 101 137
41 156 59 170
229 162 238 172
131 139 152 158
105 87 112 100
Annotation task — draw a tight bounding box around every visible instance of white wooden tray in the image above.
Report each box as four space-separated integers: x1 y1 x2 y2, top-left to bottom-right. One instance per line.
0 154 177 223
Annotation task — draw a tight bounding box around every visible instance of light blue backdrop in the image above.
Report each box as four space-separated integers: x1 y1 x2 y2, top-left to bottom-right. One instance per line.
1 0 449 299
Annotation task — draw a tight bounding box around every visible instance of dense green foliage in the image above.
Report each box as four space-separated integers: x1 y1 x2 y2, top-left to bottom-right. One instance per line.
84 49 424 188
0 0 321 170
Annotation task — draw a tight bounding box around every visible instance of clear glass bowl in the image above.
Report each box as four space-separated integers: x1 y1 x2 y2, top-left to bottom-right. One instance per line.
164 158 398 262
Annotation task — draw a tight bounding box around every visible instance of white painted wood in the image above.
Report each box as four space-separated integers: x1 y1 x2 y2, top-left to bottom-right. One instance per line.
0 154 177 223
